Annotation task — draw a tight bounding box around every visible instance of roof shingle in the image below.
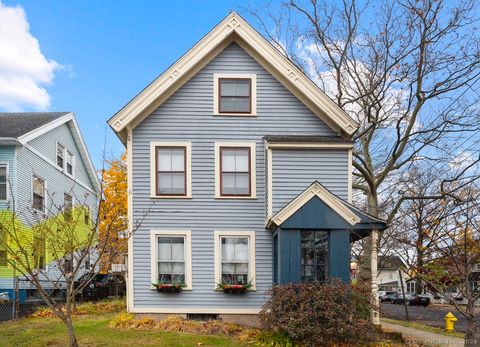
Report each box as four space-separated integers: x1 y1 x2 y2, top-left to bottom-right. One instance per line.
0 112 69 138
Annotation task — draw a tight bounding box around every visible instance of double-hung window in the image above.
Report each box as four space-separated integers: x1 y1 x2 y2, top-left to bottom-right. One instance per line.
66 151 74 175
64 193 73 221
213 74 256 115
56 143 65 168
215 142 256 198
32 175 46 212
214 231 256 289
33 236 46 270
150 142 191 198
151 230 192 289
0 164 7 201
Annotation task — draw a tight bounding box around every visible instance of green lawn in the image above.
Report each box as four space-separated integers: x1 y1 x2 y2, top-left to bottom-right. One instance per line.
0 313 245 347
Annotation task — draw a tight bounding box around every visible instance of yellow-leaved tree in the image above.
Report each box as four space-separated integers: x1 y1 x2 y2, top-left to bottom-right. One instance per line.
99 153 128 273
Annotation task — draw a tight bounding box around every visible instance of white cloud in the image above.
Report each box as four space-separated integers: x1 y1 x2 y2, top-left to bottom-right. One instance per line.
0 2 61 110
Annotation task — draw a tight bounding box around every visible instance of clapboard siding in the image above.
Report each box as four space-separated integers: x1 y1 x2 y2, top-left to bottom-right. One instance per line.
28 123 95 191
131 42 346 311
0 146 15 209
271 149 349 214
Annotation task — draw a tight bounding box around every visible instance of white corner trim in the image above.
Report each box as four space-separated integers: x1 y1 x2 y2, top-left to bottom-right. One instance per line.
149 141 192 198
150 229 193 290
213 73 257 116
214 141 256 199
266 147 273 223
126 127 134 312
129 306 260 315
348 149 353 203
213 230 256 290
268 181 361 228
108 12 358 137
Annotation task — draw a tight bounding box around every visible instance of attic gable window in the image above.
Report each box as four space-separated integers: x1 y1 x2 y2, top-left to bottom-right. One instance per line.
56 143 65 168
66 151 74 176
213 74 257 116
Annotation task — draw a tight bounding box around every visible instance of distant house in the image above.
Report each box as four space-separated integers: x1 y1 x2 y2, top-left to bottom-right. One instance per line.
108 12 385 324
0 112 100 302
376 256 408 292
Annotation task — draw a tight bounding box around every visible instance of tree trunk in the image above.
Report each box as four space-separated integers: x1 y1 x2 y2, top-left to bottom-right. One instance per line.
465 302 480 347
63 315 79 347
358 191 380 285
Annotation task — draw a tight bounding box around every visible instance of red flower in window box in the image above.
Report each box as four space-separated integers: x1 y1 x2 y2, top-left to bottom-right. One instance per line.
152 282 185 293
216 280 253 294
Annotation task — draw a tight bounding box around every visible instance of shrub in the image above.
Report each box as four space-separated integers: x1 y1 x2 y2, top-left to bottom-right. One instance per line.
259 281 378 345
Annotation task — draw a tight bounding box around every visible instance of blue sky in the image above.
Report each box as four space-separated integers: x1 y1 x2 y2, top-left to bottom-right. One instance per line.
1 0 255 167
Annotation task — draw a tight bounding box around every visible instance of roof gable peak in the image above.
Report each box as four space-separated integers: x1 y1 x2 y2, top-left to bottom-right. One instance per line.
108 12 358 144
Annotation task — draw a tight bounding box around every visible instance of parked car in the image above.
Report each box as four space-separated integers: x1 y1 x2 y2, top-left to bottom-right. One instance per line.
392 293 413 305
74 273 126 300
380 292 398 303
378 291 397 302
408 295 431 307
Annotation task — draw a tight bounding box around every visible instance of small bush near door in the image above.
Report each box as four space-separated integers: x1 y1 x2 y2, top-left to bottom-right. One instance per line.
259 281 377 345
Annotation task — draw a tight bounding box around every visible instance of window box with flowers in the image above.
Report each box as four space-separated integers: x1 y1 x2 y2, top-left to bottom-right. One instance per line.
152 281 185 294
216 280 253 294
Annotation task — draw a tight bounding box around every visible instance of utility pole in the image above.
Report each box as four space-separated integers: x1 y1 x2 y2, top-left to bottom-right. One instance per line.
399 269 409 321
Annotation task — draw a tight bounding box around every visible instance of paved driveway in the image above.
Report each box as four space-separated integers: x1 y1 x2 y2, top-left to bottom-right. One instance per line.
381 303 477 333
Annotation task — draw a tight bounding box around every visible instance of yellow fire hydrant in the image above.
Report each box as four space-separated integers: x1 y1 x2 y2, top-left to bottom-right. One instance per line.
445 312 457 333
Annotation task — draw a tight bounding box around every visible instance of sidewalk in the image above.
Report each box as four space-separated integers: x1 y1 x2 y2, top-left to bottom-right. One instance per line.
381 321 464 347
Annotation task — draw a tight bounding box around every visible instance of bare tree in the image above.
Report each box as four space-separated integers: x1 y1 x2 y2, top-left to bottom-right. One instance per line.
0 157 145 347
247 0 480 283
400 184 480 345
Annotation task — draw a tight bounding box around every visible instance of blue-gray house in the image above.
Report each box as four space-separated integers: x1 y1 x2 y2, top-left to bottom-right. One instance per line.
0 112 100 302
108 12 385 324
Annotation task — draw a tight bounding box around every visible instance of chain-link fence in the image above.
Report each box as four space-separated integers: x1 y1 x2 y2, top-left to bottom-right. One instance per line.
0 294 14 322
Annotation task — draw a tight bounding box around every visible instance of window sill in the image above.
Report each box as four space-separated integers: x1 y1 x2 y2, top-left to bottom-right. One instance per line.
149 195 192 199
150 286 192 291
214 196 257 200
212 113 257 117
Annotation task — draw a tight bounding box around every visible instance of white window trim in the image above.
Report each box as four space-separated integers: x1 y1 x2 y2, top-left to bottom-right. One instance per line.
213 73 257 116
149 141 192 199
0 162 9 202
66 150 75 178
214 141 256 199
214 230 256 290
32 173 47 214
150 230 192 290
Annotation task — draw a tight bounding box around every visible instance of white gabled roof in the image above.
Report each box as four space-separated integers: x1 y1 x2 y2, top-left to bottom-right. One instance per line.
268 181 361 228
108 12 358 143
17 112 101 194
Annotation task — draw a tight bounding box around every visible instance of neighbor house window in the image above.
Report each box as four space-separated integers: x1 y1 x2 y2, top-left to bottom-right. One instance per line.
63 255 73 274
84 206 91 225
56 143 65 168
301 231 328 283
64 193 73 221
150 230 192 289
215 142 256 198
213 74 257 115
0 164 7 201
150 142 191 198
32 175 45 212
33 236 46 270
214 231 256 289
66 151 74 175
